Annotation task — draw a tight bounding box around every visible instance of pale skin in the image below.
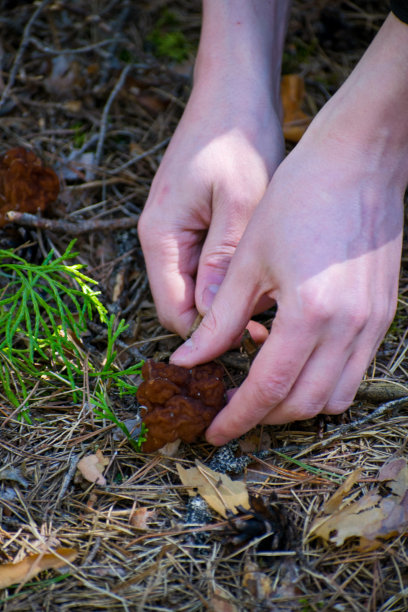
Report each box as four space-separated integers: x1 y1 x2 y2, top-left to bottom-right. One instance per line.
138 1 408 446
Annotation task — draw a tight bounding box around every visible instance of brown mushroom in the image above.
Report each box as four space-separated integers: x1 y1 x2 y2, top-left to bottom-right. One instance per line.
0 147 59 227
137 359 226 452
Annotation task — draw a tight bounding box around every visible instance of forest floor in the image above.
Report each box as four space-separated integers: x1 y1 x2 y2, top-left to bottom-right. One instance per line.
0 1 407 610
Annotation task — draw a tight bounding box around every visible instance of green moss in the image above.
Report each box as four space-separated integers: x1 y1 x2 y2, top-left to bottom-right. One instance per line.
147 10 191 62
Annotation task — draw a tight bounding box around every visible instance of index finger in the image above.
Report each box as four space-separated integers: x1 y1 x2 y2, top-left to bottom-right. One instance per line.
205 314 317 445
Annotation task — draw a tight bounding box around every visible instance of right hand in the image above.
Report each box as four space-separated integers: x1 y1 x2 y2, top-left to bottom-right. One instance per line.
138 80 284 338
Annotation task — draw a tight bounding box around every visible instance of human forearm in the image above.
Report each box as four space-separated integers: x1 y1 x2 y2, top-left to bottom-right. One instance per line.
194 0 291 109
307 12 408 188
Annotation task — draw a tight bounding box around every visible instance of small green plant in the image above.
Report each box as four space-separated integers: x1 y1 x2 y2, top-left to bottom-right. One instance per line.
92 389 147 451
0 240 106 400
0 241 144 449
147 10 191 62
0 573 71 605
72 121 86 148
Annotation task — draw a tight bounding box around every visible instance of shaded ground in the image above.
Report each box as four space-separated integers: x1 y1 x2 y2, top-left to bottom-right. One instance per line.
0 1 408 610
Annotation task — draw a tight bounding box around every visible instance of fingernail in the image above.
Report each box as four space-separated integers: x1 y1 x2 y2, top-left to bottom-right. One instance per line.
205 430 225 447
171 337 194 364
202 284 220 310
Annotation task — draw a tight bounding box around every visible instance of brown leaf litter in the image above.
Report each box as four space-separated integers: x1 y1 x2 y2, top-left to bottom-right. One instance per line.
308 458 408 551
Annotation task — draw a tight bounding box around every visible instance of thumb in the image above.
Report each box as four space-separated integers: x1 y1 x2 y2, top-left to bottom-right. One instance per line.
171 254 260 366
195 206 252 315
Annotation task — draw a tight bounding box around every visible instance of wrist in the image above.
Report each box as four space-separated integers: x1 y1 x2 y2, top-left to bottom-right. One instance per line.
306 13 408 188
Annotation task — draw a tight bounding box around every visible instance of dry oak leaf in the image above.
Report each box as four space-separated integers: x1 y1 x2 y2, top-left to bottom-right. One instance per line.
77 450 109 486
308 459 408 551
0 147 59 227
281 74 312 143
0 548 77 590
323 467 363 514
176 460 250 518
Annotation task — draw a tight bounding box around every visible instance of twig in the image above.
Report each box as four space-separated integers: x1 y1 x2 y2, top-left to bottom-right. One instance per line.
29 37 118 55
81 536 102 567
109 137 171 174
98 0 132 85
95 63 132 166
0 0 50 111
290 396 408 460
256 396 408 460
53 453 80 509
6 211 139 234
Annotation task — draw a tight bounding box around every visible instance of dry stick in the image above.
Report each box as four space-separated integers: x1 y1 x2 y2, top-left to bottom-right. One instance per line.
29 37 118 55
95 63 132 167
109 137 171 174
0 0 50 111
6 210 139 234
98 0 132 85
276 396 408 461
53 452 80 509
81 536 102 567
249 396 408 460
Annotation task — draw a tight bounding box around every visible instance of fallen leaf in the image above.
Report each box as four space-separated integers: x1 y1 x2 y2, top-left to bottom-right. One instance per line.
323 467 363 513
209 583 239 612
86 492 98 510
176 460 250 518
77 451 109 486
0 548 77 589
129 507 156 530
0 488 17 502
62 100 82 113
43 56 83 99
0 147 59 227
157 439 181 456
271 558 300 600
379 458 408 497
281 74 312 142
124 75 169 114
242 560 272 601
0 466 28 488
238 430 271 454
308 459 408 550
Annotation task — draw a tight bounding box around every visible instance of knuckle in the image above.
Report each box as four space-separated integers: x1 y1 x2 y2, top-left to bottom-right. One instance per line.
300 286 374 335
300 289 334 326
295 404 322 420
249 375 292 408
324 399 352 415
199 308 220 336
343 307 370 334
201 244 236 274
156 310 175 333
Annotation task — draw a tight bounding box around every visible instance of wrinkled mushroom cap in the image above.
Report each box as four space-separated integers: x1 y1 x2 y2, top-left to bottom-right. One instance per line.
137 359 225 452
0 147 59 227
